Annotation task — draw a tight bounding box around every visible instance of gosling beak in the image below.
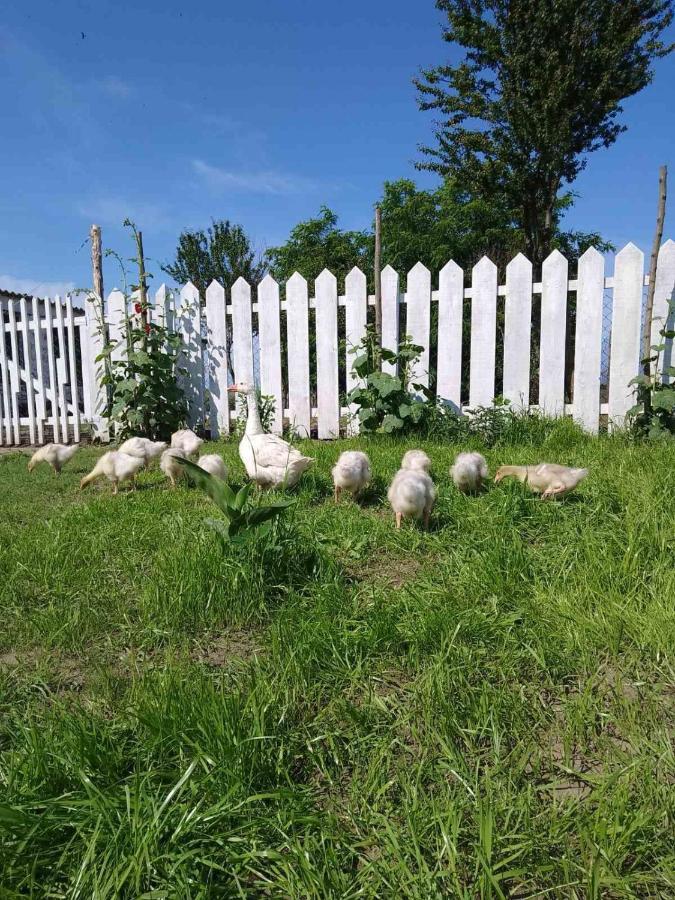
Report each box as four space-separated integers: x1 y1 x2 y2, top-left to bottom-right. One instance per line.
227 385 238 393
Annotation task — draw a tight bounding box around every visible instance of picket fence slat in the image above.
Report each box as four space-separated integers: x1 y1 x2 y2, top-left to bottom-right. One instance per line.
30 297 46 443
231 277 255 397
19 298 37 444
345 266 368 433
503 253 532 409
54 296 69 442
609 243 644 428
178 282 203 430
257 275 283 434
154 284 174 334
650 239 675 383
0 303 10 445
315 269 340 439
43 298 60 443
107 290 127 367
85 296 106 436
469 257 498 408
406 263 431 387
381 265 399 376
436 260 463 411
286 272 311 436
539 250 568 416
574 247 604 433
205 280 229 439
66 296 80 443
7 302 21 444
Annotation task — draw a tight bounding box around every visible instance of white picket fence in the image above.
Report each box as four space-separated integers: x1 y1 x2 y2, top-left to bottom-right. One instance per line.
0 294 104 446
2 241 674 446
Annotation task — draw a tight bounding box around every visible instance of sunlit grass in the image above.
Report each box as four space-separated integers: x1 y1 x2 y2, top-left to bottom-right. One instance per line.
0 422 674 896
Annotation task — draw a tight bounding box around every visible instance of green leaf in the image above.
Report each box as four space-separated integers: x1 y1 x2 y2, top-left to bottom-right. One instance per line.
233 482 252 511
352 353 370 377
628 374 652 387
367 373 401 397
652 389 675 410
380 414 404 433
204 517 231 542
399 403 412 418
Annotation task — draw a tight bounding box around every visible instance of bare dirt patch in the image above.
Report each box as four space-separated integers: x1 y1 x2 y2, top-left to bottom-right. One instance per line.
191 629 264 668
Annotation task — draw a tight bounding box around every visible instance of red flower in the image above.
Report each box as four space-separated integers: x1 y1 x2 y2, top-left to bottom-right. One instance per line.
144 323 151 335
134 302 143 314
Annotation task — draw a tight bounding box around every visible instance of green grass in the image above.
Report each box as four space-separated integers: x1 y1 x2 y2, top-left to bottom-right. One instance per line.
1 422 674 897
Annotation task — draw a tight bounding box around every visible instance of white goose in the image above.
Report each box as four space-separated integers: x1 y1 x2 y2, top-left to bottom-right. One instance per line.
229 382 314 489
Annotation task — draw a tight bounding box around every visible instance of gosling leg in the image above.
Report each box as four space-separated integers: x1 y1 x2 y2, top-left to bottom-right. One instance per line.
395 511 402 529
334 485 341 503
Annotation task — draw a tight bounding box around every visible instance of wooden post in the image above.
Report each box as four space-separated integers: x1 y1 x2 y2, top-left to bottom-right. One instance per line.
642 165 668 378
374 206 382 357
137 229 149 341
90 224 104 302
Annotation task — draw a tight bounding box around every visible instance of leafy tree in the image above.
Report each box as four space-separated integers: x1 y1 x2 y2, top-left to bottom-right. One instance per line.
163 220 266 382
163 220 266 297
265 207 371 284
415 0 673 265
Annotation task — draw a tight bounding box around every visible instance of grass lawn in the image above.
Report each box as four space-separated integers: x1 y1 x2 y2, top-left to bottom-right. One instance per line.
1 422 674 897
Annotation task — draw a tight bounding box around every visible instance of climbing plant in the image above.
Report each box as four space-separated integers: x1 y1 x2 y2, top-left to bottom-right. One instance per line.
98 221 188 440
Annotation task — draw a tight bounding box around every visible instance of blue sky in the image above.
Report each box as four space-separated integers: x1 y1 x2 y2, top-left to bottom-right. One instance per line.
1 0 674 297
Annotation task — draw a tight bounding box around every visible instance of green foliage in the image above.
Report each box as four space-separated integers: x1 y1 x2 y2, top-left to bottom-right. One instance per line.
162 219 266 297
265 206 371 284
416 0 672 264
628 300 675 439
266 180 612 291
100 222 187 440
177 457 294 543
346 330 434 434
101 322 187 440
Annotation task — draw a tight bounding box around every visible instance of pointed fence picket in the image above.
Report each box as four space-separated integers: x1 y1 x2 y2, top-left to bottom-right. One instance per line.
19 298 36 445
608 244 644 428
177 282 203 430
503 253 532 409
3 242 675 445
469 257 498 408
406 263 431 388
7 302 20 444
381 265 399 376
205 280 229 439
286 272 311 436
345 266 368 432
650 240 675 383
574 248 605 433
436 260 463 411
539 250 568 416
257 275 283 434
315 269 340 439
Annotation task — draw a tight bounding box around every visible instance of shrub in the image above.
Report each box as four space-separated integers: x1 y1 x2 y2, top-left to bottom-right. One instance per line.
97 220 188 440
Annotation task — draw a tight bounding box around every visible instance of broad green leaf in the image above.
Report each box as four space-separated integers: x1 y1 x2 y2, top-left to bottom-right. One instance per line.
380 414 404 433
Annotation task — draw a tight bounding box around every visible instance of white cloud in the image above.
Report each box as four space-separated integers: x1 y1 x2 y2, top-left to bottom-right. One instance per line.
192 159 318 195
0 275 76 298
97 75 133 99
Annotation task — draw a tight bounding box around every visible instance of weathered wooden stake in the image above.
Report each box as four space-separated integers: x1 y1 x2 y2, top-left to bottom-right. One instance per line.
374 205 382 357
90 224 103 301
642 165 667 378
